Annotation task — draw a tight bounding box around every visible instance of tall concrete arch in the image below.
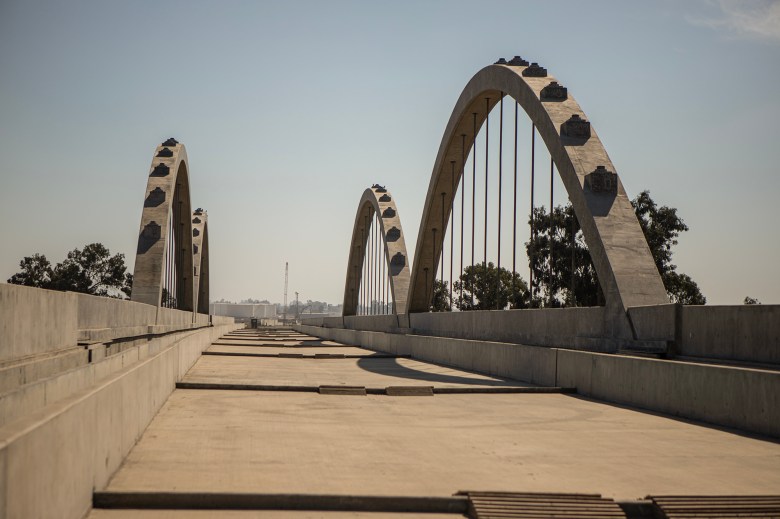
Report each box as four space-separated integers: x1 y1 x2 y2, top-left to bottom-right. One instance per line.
131 138 195 311
191 208 210 315
408 62 668 319
343 186 411 316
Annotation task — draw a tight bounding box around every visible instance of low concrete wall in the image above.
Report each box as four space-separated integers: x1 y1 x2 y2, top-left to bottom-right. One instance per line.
680 305 780 364
298 324 556 386
303 307 610 350
409 308 607 349
628 303 780 364
0 284 78 363
0 320 240 519
556 350 780 437
1 283 221 364
296 324 780 439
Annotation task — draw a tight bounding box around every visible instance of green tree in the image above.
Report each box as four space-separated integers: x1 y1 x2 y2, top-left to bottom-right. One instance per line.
525 205 601 307
430 279 451 311
631 191 705 305
453 262 529 311
744 296 761 305
7 243 132 298
525 190 705 306
7 253 52 288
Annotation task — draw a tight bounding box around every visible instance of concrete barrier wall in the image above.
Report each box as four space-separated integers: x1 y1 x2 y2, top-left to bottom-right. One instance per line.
556 349 780 437
2 284 225 364
0 320 240 519
296 324 780 438
409 308 607 349
628 303 780 364
302 307 609 350
296 324 557 389
75 293 157 330
0 284 78 363
680 305 780 364
344 314 402 333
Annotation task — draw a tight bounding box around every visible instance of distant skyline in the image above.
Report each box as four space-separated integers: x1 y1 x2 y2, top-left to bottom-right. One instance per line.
1 0 779 305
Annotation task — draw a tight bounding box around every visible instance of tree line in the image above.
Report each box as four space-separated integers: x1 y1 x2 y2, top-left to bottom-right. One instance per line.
6 191 715 308
432 190 706 311
7 243 132 298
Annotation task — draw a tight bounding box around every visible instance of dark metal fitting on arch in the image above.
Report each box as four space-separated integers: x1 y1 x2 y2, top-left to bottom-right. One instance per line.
162 138 179 147
150 163 170 177
585 166 618 195
156 148 173 158
372 184 387 193
561 114 591 139
194 207 204 214
508 56 529 66
522 63 547 77
494 58 508 65
540 81 568 101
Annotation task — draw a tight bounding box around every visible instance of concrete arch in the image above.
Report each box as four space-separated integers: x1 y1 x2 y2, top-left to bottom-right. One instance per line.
131 138 195 311
191 208 210 315
343 186 411 316
408 63 668 317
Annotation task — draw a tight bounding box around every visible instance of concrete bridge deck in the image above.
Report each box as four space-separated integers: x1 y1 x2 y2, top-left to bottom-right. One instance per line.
90 329 780 518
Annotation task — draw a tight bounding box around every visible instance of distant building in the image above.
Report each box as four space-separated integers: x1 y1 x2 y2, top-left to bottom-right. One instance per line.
209 302 276 319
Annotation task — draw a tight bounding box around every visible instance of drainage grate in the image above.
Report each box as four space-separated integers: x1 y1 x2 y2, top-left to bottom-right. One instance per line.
318 385 367 395
458 491 626 518
385 386 434 396
648 495 780 518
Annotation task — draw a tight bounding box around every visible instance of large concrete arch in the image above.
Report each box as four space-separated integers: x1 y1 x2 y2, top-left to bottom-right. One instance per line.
131 138 195 311
191 208 210 315
408 62 668 320
343 186 411 316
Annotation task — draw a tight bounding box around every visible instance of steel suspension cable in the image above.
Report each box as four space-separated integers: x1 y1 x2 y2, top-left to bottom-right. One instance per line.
449 161 455 308
483 97 489 267
496 94 504 310
470 113 477 307
440 191 445 286
460 134 466 309
530 124 536 302
550 157 555 307
512 101 518 307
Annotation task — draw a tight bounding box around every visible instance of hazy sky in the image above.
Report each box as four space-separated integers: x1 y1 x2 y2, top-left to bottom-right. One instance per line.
1 0 779 306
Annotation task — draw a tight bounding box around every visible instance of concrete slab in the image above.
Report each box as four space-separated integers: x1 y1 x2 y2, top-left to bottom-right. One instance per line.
181 355 531 389
206 345 390 357
89 511 464 518
104 390 780 500
212 340 346 348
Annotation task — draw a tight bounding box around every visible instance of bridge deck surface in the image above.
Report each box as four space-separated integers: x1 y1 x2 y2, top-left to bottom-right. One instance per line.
181 355 533 389
94 330 780 516
205 344 380 356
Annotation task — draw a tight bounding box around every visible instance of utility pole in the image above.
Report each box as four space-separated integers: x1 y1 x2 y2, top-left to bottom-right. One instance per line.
283 262 288 324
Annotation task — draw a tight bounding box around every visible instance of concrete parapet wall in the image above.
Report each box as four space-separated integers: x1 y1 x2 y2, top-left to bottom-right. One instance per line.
302 307 609 350
295 324 780 438
2 284 224 366
0 320 240 519
628 303 780 364
680 305 780 364
556 350 780 437
0 284 78 363
296 324 557 389
409 308 606 349
344 314 402 333
75 293 157 330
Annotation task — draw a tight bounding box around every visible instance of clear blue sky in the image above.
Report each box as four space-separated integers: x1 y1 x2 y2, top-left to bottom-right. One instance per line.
1 0 778 305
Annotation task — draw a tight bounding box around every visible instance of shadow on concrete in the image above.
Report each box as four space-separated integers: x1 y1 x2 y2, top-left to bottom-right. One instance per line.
356 357 525 387
564 393 780 445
